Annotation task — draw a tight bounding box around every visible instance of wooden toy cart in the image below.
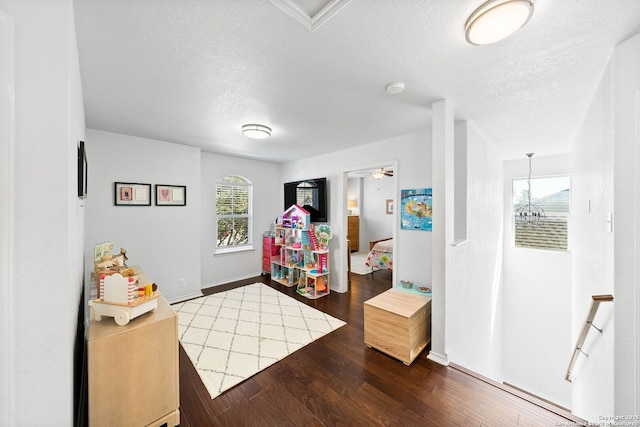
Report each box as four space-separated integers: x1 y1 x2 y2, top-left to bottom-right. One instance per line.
89 293 160 326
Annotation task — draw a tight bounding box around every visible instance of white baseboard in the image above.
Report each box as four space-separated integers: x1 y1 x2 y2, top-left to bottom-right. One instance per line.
166 291 204 304
201 271 264 290
427 351 449 366
169 271 265 304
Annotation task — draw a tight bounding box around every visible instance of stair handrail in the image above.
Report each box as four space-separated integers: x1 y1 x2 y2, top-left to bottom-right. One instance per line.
565 294 614 382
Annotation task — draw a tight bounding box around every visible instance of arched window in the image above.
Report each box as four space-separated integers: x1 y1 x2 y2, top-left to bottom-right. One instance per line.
215 175 252 252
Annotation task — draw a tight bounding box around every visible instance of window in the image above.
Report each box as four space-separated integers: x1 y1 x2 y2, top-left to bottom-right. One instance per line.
513 176 570 251
216 175 252 252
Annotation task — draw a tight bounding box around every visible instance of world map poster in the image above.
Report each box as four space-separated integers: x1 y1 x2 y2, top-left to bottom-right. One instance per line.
400 188 433 231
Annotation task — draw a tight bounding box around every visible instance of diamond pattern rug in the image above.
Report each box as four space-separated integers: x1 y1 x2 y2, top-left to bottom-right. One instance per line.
171 283 346 399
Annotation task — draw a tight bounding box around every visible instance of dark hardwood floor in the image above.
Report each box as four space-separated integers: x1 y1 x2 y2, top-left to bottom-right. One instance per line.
178 271 579 426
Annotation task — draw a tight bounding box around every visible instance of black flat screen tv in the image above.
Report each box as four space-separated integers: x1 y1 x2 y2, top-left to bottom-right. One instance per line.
284 177 328 223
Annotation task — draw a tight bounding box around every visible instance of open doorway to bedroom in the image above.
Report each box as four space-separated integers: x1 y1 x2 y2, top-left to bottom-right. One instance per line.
343 162 397 291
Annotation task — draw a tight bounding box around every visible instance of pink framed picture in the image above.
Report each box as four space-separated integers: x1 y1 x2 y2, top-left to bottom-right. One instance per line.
155 184 186 206
114 182 151 206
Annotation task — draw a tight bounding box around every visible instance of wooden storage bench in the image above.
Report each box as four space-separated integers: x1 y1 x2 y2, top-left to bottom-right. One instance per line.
363 288 431 365
88 267 179 427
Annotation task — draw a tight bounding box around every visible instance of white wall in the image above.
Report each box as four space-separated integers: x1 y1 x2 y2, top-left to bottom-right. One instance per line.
360 173 394 246
281 129 431 292
612 32 640 418
502 154 572 407
454 123 468 242
445 122 504 380
347 177 361 217
5 0 86 424
0 5 14 425
570 53 615 419
200 152 281 287
85 130 202 302
570 32 640 419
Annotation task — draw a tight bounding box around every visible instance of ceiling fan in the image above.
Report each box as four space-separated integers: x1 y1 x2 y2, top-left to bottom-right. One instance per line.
372 168 393 179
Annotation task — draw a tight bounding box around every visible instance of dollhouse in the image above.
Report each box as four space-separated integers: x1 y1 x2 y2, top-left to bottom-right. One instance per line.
270 204 332 299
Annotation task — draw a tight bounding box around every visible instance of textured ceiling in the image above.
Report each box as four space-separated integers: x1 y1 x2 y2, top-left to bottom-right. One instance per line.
73 0 640 163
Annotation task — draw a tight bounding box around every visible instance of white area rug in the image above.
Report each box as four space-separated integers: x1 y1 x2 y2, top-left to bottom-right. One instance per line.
171 283 346 399
350 251 373 275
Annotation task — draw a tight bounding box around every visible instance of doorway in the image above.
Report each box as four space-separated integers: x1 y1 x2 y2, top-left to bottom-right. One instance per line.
341 161 397 291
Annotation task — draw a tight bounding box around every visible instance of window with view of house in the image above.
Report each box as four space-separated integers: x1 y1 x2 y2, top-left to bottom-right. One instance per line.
513 176 570 251
296 180 319 212
216 176 252 252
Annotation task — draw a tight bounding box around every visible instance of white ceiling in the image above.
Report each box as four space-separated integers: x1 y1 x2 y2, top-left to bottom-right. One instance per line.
73 0 640 163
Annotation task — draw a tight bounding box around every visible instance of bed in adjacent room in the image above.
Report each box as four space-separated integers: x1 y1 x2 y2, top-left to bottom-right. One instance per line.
365 238 393 272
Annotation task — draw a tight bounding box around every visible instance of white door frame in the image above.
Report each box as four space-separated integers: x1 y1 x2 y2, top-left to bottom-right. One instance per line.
339 160 398 292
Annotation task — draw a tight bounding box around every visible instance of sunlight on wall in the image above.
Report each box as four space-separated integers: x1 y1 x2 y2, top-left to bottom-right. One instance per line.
490 227 504 342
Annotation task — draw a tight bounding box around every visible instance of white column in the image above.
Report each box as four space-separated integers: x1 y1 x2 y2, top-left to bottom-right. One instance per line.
613 33 640 417
428 99 454 365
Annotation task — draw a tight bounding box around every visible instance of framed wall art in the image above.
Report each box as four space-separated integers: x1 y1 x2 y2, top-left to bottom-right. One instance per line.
94 241 113 263
155 184 186 206
77 140 87 199
386 199 394 214
114 182 152 206
400 188 433 231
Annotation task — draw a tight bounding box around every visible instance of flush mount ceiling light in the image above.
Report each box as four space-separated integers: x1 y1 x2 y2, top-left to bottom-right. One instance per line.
242 124 271 139
465 0 534 45
386 82 405 95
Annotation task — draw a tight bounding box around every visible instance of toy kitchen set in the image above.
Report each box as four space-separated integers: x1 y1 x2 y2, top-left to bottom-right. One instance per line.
89 241 160 326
